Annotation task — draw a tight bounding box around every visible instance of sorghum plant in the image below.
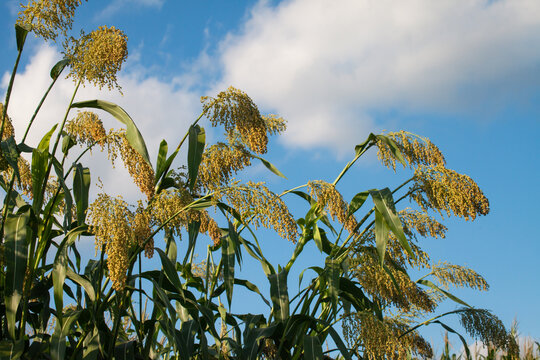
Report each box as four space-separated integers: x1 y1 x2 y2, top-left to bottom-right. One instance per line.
0 1 519 359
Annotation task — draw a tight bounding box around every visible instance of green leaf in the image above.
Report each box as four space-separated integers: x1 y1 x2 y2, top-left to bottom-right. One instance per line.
374 208 390 265
52 246 67 325
82 327 100 360
370 188 414 259
327 326 353 360
61 133 76 155
52 159 73 229
432 320 471 360
268 270 289 322
15 23 30 52
50 58 70 80
155 139 168 180
50 309 81 360
375 134 407 167
187 125 205 191
417 279 471 307
222 224 236 307
303 335 323 360
177 320 198 359
73 164 90 225
37 123 58 153
0 340 24 360
70 100 151 166
312 223 323 252
65 269 96 302
354 133 377 156
4 208 31 339
183 221 200 265
251 154 286 178
325 258 340 312
348 190 369 215
1 137 20 183
31 124 57 210
155 248 183 294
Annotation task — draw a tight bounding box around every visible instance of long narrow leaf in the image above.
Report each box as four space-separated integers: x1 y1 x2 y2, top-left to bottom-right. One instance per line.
4 208 31 339
73 164 90 225
304 335 323 360
222 227 236 307
374 208 390 265
268 270 289 322
187 125 205 190
71 100 151 165
370 188 414 258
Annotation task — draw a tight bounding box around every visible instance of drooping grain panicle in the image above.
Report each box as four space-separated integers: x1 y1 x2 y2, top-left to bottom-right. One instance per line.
0 103 15 141
430 261 489 291
411 165 490 221
399 208 447 239
86 193 133 290
307 180 357 234
0 103 16 171
63 26 128 91
65 111 107 149
216 181 298 243
150 187 222 245
133 201 154 258
17 0 86 42
199 211 222 246
197 143 252 191
343 312 433 360
377 131 445 171
107 130 155 200
1 157 33 198
459 308 519 355
351 251 435 313
201 87 269 154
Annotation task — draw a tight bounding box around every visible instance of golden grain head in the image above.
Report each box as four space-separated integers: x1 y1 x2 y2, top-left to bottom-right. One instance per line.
0 103 15 141
197 143 252 191
459 309 517 354
343 313 433 360
86 193 133 290
411 165 490 221
63 25 128 91
201 87 269 154
399 207 447 239
353 254 435 313
307 180 358 234
430 261 489 291
1 157 33 198
216 181 298 243
377 131 446 171
150 188 194 237
133 202 154 258
199 211 222 245
17 0 86 41
65 111 107 149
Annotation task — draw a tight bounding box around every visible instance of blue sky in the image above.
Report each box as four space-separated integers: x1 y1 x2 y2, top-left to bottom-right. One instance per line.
2 0 539 353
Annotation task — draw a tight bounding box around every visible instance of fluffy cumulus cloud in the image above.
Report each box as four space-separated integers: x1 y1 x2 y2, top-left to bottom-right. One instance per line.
217 0 540 153
1 44 200 200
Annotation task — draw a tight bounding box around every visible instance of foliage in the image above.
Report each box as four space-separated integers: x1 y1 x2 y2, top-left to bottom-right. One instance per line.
0 2 522 359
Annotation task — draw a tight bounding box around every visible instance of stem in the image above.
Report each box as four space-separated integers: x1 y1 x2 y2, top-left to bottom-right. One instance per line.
173 111 205 154
332 143 374 186
0 46 24 141
21 77 59 143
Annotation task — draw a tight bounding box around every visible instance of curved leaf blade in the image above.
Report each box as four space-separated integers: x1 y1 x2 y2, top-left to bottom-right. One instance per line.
70 100 151 166
187 125 205 191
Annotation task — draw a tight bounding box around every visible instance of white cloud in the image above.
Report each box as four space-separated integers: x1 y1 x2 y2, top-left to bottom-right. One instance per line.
1 44 200 201
96 0 165 19
216 0 540 153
